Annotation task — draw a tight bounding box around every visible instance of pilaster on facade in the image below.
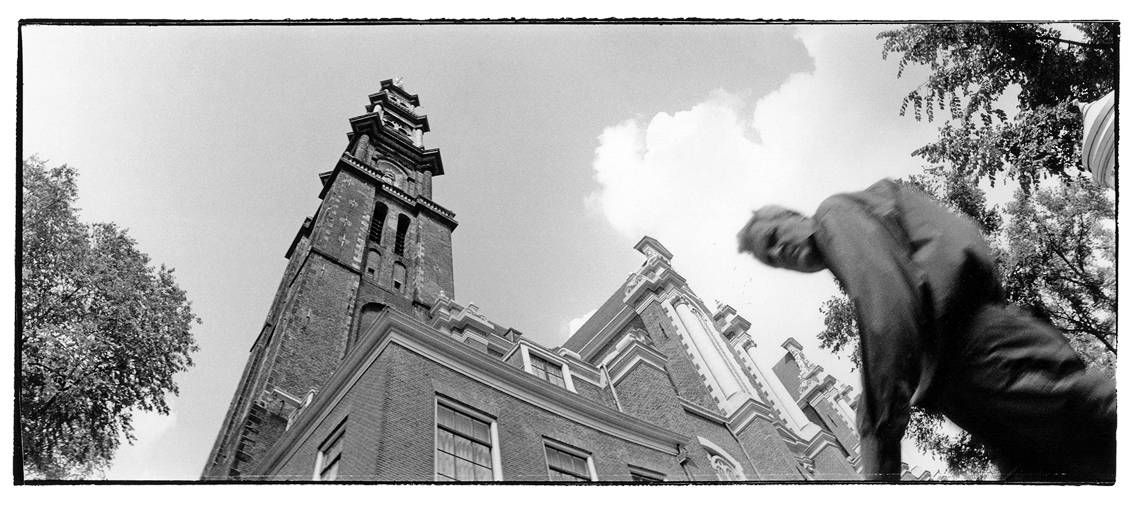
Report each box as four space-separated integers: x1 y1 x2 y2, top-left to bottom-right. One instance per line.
665 293 758 415
736 336 823 440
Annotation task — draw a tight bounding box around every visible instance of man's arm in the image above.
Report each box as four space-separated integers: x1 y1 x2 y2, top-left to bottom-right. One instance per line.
814 198 925 481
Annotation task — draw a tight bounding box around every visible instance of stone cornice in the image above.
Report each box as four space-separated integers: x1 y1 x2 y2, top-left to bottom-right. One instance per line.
344 115 444 176
323 155 457 231
602 338 668 385
577 305 637 363
368 92 430 131
378 78 420 106
803 429 844 460
256 309 689 476
726 398 778 435
680 398 728 425
799 374 838 406
575 267 689 363
634 235 674 261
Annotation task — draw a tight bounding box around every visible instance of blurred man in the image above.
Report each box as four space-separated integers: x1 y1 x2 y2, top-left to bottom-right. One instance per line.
737 179 1115 482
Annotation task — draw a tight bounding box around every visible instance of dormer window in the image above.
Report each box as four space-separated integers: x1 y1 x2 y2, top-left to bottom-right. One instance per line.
529 355 565 389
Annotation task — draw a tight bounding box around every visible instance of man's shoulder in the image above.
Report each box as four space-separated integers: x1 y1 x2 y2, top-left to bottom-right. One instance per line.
815 179 899 218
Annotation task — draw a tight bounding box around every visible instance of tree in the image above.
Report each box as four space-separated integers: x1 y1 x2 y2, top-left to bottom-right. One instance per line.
881 23 1117 190
1002 177 1116 374
20 157 200 479
815 23 1117 479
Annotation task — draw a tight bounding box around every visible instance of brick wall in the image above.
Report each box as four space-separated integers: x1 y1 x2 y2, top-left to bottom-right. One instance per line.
569 377 617 409
811 444 856 479
773 353 802 396
639 302 721 413
311 171 375 271
415 211 455 302
271 343 688 481
267 254 358 397
732 416 803 479
810 396 860 457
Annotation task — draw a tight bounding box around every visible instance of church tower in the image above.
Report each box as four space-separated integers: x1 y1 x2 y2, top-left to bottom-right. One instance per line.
201 80 458 479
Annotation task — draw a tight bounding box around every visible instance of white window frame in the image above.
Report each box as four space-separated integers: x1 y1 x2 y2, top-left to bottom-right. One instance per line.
434 397 502 482
628 464 667 482
521 344 576 392
542 438 597 482
312 419 347 481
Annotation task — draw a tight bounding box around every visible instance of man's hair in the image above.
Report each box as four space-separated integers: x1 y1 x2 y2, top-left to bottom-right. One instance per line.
741 205 806 265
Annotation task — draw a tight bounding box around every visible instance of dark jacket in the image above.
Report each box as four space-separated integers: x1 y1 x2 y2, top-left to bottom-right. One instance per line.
811 179 1003 477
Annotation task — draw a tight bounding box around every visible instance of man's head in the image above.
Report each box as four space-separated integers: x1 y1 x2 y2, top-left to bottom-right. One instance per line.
737 205 826 273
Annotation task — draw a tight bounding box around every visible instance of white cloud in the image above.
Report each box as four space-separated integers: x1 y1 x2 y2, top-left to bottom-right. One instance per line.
586 26 946 471
565 308 598 339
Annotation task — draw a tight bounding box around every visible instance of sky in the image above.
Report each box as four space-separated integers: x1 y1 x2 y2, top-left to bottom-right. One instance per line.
16 21 1094 481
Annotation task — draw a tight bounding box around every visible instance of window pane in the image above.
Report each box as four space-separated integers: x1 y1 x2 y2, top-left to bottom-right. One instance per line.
573 455 588 475
440 431 454 454
472 420 491 444
455 437 472 461
456 414 473 439
474 465 492 482
326 435 343 459
437 451 455 479
473 444 491 467
435 450 447 476
550 374 565 388
439 406 455 430
550 449 567 471
321 459 339 481
456 458 474 481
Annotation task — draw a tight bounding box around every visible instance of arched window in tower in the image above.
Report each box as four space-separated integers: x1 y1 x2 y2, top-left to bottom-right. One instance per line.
394 215 411 257
368 203 388 245
392 262 406 292
364 249 382 282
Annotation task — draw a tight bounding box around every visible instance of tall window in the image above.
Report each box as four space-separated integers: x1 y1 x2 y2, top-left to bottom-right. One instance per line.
392 262 406 292
314 422 346 481
436 401 495 482
529 354 566 389
365 249 382 282
368 203 387 244
544 443 592 482
394 214 410 256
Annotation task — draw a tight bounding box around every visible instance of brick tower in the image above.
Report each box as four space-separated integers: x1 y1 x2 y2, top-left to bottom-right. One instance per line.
201 80 458 479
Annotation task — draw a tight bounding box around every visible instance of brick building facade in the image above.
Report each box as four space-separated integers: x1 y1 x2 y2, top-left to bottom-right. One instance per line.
201 81 864 482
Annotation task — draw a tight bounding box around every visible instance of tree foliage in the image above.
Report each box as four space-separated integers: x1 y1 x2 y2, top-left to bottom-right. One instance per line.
20 157 200 479
881 23 1117 190
815 23 1117 479
1003 177 1116 372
